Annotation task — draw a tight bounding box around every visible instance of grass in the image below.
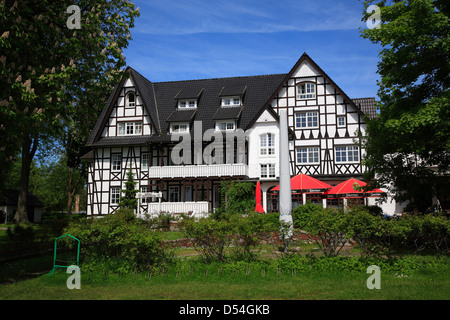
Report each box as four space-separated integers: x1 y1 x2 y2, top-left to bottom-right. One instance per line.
1 218 449 300
1 261 449 300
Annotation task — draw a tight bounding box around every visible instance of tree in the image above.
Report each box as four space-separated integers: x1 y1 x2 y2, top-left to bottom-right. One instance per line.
0 1 140 222
360 0 450 212
119 170 138 210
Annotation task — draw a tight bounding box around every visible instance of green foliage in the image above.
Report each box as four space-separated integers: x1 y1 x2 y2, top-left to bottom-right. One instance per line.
118 170 138 210
179 217 233 262
179 213 280 262
360 0 450 211
62 211 170 273
292 202 323 229
305 208 350 257
215 181 256 218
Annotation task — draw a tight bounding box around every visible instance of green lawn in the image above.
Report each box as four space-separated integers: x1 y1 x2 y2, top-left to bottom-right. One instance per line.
1 255 449 300
1 222 449 301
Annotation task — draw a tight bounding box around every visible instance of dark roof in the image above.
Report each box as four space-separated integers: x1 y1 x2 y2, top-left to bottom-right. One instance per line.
166 109 197 123
86 53 376 147
352 98 377 119
0 190 43 207
213 106 243 120
150 73 286 136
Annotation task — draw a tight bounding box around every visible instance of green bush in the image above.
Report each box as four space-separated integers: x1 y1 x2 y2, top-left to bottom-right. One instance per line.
179 217 233 262
304 207 350 257
62 209 170 273
292 202 323 229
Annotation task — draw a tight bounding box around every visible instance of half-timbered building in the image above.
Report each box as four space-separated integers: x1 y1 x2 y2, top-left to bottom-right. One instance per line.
83 53 378 216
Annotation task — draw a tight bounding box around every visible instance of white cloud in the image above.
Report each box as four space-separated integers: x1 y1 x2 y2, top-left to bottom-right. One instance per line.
134 0 364 35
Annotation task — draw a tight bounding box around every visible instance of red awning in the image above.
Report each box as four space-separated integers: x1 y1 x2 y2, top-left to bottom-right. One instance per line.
323 178 385 198
271 174 332 192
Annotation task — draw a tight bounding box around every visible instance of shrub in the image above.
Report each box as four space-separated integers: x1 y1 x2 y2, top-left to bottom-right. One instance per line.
304 207 349 257
229 213 277 260
62 210 169 273
291 202 323 229
179 217 233 262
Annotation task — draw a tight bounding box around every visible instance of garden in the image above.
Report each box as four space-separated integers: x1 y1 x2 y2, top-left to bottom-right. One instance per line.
1 203 449 300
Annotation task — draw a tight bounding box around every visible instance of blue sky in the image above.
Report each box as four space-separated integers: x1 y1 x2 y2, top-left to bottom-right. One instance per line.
124 0 382 99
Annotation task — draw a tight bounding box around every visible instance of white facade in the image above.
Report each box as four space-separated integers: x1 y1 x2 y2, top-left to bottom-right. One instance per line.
85 53 399 216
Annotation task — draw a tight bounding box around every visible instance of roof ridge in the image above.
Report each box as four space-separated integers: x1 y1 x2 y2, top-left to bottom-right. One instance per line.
153 73 288 85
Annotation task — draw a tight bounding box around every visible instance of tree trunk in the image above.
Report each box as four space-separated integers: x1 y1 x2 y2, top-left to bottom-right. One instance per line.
15 135 38 223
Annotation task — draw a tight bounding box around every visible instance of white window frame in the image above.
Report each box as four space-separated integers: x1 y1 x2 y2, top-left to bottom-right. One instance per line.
140 186 148 203
178 100 197 109
111 187 121 205
296 147 320 164
216 121 236 132
335 146 360 163
296 82 316 100
295 112 318 128
169 186 179 202
260 133 275 156
118 122 143 136
261 164 276 179
337 116 346 127
142 153 149 171
125 92 136 108
170 123 189 134
221 96 241 107
111 154 122 171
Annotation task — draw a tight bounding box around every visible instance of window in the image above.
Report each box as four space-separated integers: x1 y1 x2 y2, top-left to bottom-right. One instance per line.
126 92 135 108
142 153 149 171
185 186 192 202
216 121 235 131
111 187 121 204
337 116 346 127
178 100 197 109
141 186 148 203
118 122 142 136
335 146 359 163
296 147 319 164
297 83 316 99
169 186 179 202
295 112 318 128
171 123 189 133
112 154 121 171
260 133 275 156
261 164 276 178
221 96 241 107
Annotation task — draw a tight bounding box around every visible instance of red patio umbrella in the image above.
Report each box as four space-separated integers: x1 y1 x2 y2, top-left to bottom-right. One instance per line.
271 174 332 191
254 181 264 213
323 178 384 198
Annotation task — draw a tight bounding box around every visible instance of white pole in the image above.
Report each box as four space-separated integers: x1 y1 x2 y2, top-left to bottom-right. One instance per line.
279 109 293 237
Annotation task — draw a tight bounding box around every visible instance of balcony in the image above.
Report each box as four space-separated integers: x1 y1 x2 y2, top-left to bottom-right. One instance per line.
142 201 210 217
148 163 248 179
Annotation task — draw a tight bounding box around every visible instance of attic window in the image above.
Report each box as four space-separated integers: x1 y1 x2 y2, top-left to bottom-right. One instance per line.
171 123 189 134
296 82 315 100
178 100 197 109
126 92 136 108
222 96 241 107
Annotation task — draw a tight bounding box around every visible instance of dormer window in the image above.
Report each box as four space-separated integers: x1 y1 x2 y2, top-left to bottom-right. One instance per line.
178 100 197 109
296 82 315 100
171 123 189 133
221 96 241 107
216 121 235 131
126 92 136 108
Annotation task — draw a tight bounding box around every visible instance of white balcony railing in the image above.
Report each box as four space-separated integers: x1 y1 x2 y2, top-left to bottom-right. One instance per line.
148 163 248 179
142 201 210 217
